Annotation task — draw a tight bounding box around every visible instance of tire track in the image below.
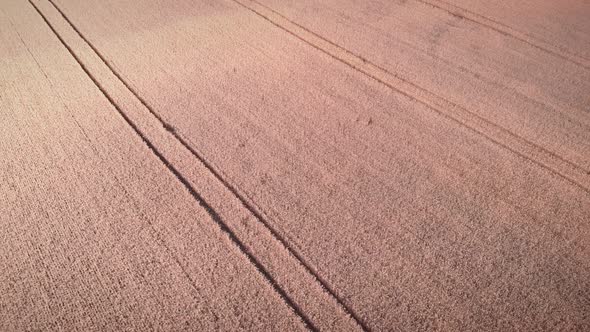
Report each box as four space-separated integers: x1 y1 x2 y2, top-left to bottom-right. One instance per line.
233 0 590 195
41 0 370 329
415 0 590 70
29 1 318 330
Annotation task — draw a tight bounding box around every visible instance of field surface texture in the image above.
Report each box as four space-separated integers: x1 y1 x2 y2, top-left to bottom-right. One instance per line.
1 0 589 331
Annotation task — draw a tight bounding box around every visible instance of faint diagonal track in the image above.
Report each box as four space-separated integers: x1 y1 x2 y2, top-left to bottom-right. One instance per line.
233 0 590 195
415 0 590 70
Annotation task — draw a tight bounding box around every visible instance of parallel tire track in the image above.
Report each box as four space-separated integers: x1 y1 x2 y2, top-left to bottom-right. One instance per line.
40 0 370 330
29 1 318 330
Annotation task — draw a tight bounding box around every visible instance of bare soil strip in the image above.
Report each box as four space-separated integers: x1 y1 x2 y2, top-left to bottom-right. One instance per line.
1 0 309 330
254 0 590 175
32 0 363 330
44 0 590 330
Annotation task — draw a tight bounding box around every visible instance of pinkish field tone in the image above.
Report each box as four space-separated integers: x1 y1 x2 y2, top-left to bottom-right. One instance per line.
1 0 589 331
